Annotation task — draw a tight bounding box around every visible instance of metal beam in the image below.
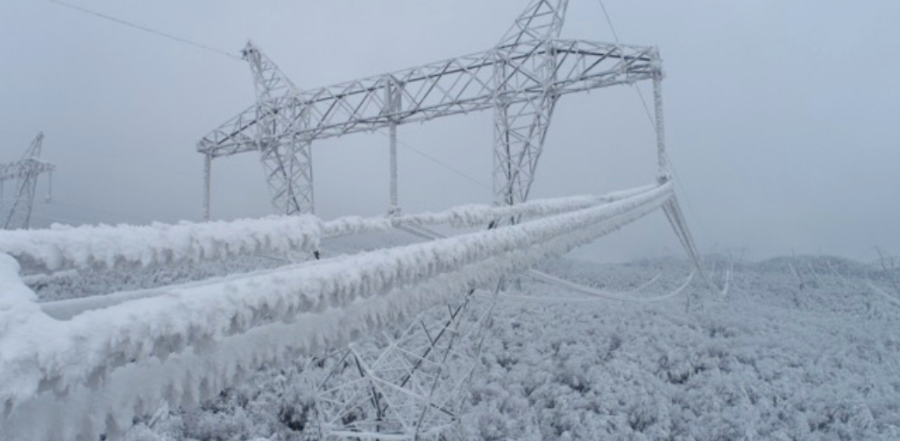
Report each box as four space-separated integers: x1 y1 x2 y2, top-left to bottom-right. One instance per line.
199 41 657 157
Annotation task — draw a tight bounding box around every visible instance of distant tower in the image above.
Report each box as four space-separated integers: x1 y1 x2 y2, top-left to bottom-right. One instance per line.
0 132 55 230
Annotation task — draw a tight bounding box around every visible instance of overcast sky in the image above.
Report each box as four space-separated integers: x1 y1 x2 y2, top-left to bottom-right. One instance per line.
1 0 898 262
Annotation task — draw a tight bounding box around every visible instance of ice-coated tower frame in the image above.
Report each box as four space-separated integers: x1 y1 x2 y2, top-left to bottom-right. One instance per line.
197 0 665 219
197 1 675 438
1 132 55 230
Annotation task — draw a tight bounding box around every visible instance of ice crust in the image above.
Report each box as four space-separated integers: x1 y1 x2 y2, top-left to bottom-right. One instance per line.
0 186 651 274
0 184 672 440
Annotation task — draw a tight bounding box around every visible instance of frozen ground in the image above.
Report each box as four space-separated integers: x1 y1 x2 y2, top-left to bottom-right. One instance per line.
52 251 897 441
463 256 900 440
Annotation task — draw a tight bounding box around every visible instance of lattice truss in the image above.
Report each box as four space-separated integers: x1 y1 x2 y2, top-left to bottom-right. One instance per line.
0 132 55 230
197 0 663 218
197 1 673 439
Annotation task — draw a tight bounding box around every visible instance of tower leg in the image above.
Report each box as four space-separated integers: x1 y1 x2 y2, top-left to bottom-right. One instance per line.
492 97 556 210
46 171 52 203
3 173 38 230
386 76 401 216
651 50 669 182
259 136 314 216
204 154 212 221
389 122 399 215
492 45 558 223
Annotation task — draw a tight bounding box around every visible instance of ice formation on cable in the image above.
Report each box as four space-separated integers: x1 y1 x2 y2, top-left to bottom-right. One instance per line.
0 186 651 275
0 184 672 440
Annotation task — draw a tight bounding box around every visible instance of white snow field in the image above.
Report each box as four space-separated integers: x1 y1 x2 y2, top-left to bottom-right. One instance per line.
15 251 900 441
103 255 900 441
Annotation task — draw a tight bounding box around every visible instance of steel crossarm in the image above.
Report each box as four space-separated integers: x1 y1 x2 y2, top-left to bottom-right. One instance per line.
197 40 656 157
0 159 55 181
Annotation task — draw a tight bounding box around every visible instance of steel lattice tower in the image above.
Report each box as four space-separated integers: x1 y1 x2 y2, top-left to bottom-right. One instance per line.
492 0 566 212
243 44 315 216
197 1 671 438
198 0 662 220
0 132 55 230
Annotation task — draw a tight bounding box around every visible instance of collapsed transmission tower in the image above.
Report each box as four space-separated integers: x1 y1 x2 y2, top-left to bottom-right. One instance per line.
198 0 680 438
1 132 55 230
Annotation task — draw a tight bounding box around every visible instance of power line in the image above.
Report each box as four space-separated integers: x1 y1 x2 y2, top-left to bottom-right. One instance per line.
597 0 621 43
46 0 242 61
596 0 657 132
380 132 491 190
597 0 712 248
400 139 490 189
633 83 658 131
631 80 713 246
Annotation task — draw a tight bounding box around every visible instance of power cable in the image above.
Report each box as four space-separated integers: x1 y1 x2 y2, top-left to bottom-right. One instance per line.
633 83 658 131
379 131 491 190
596 0 657 133
46 0 242 61
632 80 711 242
597 0 621 43
597 0 712 251
662 152 711 242
631 81 712 250
523 269 695 303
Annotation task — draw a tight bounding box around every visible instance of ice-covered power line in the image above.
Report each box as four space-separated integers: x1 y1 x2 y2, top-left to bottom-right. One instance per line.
592 0 713 259
2 185 660 274
527 268 695 303
0 181 675 440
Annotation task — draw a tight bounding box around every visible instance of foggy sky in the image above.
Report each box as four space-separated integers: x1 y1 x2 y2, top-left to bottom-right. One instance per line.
1 0 898 262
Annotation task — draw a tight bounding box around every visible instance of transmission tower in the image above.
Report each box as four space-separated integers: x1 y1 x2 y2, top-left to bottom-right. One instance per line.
198 0 669 438
0 132 55 230
198 0 660 220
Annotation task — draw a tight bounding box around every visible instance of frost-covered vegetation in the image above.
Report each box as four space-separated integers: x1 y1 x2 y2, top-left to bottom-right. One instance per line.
94 253 900 440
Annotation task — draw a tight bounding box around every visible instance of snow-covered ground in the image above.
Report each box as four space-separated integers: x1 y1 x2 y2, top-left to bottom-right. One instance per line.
72 251 900 441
